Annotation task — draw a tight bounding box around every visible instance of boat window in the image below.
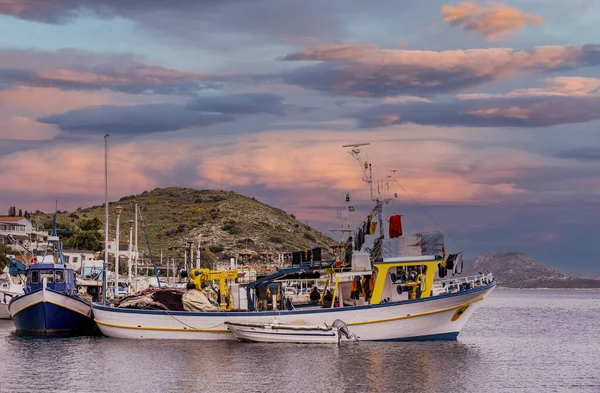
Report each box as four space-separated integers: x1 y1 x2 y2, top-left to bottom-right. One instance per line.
55 270 65 284
40 270 54 284
30 270 40 284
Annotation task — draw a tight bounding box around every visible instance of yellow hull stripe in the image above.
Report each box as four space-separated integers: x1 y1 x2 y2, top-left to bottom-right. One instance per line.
94 319 230 333
10 300 43 317
46 300 91 318
347 297 484 326
94 296 484 333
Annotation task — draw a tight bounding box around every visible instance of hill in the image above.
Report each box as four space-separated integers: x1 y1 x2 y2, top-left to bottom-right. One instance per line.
39 187 335 265
467 251 600 289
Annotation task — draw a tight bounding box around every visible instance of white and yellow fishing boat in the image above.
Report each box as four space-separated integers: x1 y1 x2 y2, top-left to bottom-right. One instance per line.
92 255 494 340
92 143 495 341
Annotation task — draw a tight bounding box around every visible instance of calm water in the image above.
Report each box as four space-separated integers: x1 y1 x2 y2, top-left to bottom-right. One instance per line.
0 289 599 393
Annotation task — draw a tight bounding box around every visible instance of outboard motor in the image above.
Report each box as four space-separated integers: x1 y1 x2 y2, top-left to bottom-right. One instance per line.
332 319 358 342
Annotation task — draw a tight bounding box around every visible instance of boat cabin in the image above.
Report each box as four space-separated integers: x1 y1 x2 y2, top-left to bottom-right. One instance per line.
25 263 78 295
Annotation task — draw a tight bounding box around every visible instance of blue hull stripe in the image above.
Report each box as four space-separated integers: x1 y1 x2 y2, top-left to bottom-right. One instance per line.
93 282 495 317
370 332 460 342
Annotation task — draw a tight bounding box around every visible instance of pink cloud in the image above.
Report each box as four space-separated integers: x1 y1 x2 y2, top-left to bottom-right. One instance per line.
441 1 544 41
458 76 600 99
0 49 219 95
2 126 595 232
195 130 532 205
282 44 600 97
0 116 58 140
0 87 114 115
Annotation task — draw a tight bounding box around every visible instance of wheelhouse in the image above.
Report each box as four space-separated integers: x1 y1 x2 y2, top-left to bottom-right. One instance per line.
25 264 77 295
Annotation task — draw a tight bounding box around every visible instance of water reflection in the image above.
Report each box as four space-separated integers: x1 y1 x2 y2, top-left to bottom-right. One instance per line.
1 290 599 393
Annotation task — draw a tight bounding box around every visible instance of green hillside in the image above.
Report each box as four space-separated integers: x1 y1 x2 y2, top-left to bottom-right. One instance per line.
38 187 335 265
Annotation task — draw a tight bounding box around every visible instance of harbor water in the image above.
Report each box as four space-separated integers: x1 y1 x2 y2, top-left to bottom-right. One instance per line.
0 289 598 393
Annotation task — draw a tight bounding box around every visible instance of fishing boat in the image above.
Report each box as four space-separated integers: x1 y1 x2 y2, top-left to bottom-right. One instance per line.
92 143 496 341
225 319 357 344
0 260 25 319
9 258 94 333
7 218 94 334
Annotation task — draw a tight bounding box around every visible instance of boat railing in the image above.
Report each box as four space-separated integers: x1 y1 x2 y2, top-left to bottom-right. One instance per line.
432 272 494 294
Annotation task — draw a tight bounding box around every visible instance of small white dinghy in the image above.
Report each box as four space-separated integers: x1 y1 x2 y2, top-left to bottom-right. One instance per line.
225 319 358 344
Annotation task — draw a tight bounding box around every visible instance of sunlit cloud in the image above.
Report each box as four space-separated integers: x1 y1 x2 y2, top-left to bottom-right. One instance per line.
356 76 600 128
281 44 600 97
441 1 543 41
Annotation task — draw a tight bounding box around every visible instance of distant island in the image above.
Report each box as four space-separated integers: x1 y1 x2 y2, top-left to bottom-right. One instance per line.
465 251 600 289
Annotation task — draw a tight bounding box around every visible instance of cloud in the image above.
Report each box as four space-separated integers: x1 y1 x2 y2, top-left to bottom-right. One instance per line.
441 1 543 41
0 87 115 115
356 76 600 128
0 49 220 95
555 148 600 161
37 93 291 135
0 116 59 140
281 44 600 97
186 93 288 115
0 0 345 44
0 0 221 24
37 104 235 135
458 76 600 99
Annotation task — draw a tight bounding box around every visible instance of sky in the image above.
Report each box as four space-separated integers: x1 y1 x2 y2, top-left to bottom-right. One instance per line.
1 0 600 275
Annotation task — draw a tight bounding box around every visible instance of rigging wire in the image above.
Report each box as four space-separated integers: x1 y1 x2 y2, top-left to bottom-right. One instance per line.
393 179 464 252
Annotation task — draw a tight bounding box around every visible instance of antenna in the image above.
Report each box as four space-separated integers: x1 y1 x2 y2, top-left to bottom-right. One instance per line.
343 143 375 201
342 143 398 239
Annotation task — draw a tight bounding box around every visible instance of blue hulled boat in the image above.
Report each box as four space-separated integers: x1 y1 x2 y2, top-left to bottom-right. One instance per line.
9 260 94 334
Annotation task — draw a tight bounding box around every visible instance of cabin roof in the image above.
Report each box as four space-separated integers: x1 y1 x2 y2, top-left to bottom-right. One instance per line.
29 263 74 271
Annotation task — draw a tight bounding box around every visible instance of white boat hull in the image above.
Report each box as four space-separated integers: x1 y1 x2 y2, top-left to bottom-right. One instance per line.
0 303 10 319
1 290 21 319
226 323 340 344
93 283 495 341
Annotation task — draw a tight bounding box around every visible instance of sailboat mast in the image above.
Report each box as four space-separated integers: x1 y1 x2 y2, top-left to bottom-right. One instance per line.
103 134 109 305
134 202 138 278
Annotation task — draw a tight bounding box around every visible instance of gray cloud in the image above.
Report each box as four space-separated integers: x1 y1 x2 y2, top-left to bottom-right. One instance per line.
555 148 600 161
356 95 600 128
0 0 226 24
0 60 220 95
37 93 290 134
281 44 600 97
0 0 345 44
37 104 234 134
186 93 288 115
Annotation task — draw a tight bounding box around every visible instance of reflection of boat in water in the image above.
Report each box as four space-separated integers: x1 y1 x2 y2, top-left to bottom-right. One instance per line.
93 143 495 341
225 319 357 344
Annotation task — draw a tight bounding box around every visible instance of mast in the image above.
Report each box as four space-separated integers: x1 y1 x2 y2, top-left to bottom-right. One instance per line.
134 201 138 278
103 134 109 305
343 142 396 240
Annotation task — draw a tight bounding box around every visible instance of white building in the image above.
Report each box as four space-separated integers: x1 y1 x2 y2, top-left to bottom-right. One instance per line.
106 237 139 262
0 216 50 252
0 216 33 240
62 249 96 268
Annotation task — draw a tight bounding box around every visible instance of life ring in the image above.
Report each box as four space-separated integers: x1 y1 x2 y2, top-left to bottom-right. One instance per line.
29 257 36 265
